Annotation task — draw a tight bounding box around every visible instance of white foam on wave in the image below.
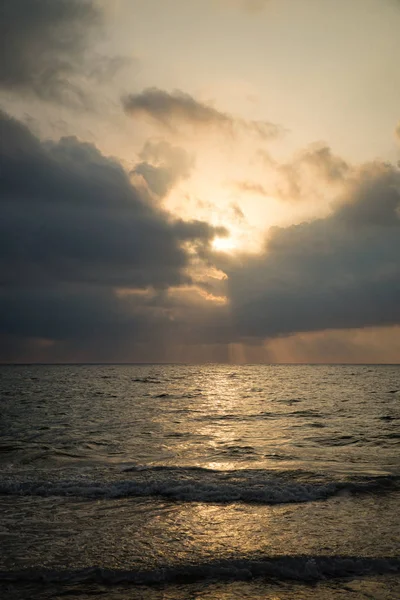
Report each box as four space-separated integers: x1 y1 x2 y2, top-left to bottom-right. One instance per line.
0 467 398 503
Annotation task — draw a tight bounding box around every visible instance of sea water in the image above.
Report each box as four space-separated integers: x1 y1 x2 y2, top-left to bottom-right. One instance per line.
0 364 399 599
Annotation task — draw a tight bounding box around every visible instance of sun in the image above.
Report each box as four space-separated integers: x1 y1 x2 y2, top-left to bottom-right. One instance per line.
211 236 237 253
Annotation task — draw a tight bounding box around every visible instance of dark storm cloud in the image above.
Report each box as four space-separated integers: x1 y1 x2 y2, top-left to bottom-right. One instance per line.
0 110 220 289
0 286 130 341
123 88 281 139
0 109 220 287
0 0 123 105
2 109 399 361
225 162 400 338
0 281 232 363
0 109 225 360
0 284 233 362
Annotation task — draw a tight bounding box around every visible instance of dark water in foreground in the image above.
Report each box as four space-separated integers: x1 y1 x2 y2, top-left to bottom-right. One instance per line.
0 364 399 599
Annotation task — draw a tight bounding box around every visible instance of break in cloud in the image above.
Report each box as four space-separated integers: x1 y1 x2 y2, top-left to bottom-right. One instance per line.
123 88 282 140
225 161 400 338
268 326 400 364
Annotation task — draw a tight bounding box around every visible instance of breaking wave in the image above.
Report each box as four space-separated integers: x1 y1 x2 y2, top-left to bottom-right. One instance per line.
0 467 398 504
0 555 399 586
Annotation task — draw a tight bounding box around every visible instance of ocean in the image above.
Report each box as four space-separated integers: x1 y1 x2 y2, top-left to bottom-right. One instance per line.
0 364 399 599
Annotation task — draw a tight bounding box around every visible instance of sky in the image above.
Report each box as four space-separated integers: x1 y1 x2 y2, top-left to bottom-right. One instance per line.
1 0 400 363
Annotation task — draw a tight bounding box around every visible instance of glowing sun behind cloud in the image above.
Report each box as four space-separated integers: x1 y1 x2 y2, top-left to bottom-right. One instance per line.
211 236 237 252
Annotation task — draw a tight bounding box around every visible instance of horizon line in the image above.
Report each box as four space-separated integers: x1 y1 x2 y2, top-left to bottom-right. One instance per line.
1 362 399 367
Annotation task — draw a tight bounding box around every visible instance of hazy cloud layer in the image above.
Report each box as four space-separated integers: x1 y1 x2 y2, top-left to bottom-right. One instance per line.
256 144 350 203
243 0 270 11
226 162 400 338
231 180 269 196
132 140 194 198
123 87 281 139
220 0 270 12
0 0 125 106
267 326 400 364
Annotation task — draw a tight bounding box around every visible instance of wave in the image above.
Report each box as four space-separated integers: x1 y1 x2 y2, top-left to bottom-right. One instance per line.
153 391 203 399
0 555 399 586
0 467 398 504
193 409 326 422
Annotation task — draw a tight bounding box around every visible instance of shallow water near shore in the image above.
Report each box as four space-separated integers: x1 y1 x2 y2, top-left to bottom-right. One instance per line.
0 364 399 599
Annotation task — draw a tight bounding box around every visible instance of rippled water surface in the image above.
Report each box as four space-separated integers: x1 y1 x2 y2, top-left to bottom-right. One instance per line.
0 364 399 599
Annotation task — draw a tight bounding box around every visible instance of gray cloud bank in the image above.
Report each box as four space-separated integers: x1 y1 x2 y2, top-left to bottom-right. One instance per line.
0 111 219 288
1 110 399 362
1 1 399 362
226 162 400 338
0 111 223 359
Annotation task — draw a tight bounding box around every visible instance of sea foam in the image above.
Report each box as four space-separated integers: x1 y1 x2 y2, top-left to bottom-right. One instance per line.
0 467 397 504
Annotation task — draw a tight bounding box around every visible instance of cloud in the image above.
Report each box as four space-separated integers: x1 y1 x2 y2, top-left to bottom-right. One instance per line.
0 0 125 106
395 122 400 141
1 112 399 362
0 110 221 289
225 161 400 338
219 0 270 13
123 87 281 139
132 140 194 197
231 145 349 205
231 180 269 196
295 145 349 183
271 145 350 202
0 283 233 363
242 0 270 12
230 203 246 222
0 110 227 359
